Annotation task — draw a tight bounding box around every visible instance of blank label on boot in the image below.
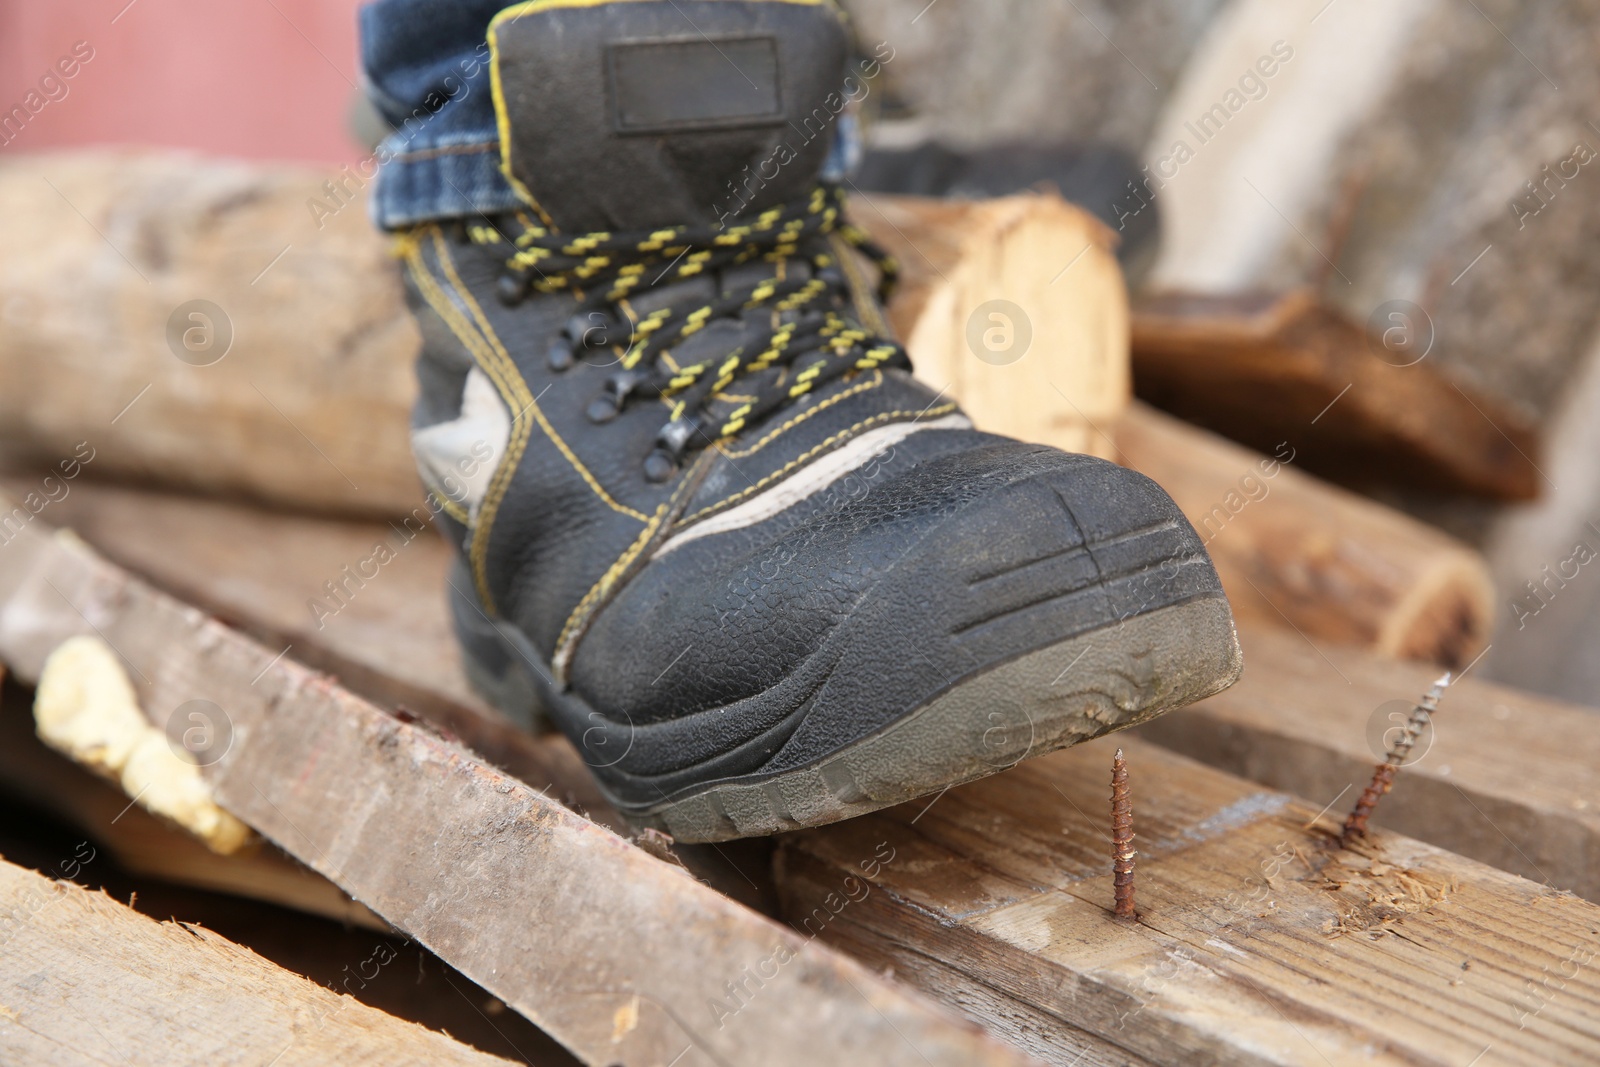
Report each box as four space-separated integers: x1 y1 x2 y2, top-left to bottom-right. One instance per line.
608 36 782 134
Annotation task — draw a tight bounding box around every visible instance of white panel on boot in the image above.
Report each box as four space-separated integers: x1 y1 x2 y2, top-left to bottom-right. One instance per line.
411 367 511 522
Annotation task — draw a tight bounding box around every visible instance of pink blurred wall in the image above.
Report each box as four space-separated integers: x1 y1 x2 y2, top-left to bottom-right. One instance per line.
0 0 367 163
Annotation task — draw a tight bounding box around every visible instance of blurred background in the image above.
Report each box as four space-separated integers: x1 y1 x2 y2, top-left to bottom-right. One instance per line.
0 0 367 164
2 1 1597 1060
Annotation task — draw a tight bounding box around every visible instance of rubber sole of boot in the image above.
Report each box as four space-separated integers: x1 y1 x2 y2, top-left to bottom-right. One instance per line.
450 563 1241 842
627 595 1239 841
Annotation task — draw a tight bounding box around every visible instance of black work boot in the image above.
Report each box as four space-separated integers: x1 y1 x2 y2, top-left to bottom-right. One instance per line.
398 0 1242 842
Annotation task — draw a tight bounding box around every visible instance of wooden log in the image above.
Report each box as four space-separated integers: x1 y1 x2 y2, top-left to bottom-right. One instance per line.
1138 622 1600 902
0 150 422 518
4 160 1491 669
0 150 1126 516
0 857 514 1067
0 503 1035 1067
1131 290 1541 500
1114 401 1494 669
851 191 1129 458
777 736 1600 1067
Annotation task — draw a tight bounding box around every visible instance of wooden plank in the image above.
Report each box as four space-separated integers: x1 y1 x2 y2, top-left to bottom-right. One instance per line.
777 737 1600 1067
1138 622 1600 902
1132 290 1541 500
0 857 512 1066
1 481 490 718
17 481 1592 1064
0 676 387 930
1114 401 1494 669
0 507 1036 1067
0 478 785 916
27 477 1597 917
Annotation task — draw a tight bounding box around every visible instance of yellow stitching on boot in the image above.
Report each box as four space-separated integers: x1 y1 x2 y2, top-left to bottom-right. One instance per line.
431 231 649 523
685 403 957 525
551 459 705 681
435 493 471 525
402 235 532 610
719 371 883 458
486 7 563 228
407 238 535 594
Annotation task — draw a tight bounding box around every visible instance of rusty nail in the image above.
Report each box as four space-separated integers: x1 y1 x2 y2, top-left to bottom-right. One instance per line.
1342 672 1451 844
1112 747 1136 919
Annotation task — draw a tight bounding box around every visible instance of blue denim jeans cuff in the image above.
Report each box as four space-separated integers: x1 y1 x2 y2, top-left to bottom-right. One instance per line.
368 130 523 229
361 0 518 229
369 118 861 230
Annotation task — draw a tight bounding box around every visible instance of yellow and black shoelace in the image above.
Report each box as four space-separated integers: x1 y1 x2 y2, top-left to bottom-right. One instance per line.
478 184 910 481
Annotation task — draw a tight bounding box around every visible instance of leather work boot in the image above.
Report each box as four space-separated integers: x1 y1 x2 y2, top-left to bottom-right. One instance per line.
397 0 1242 842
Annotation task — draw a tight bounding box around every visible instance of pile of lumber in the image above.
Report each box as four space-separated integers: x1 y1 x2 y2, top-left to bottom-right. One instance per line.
2 151 1596 1067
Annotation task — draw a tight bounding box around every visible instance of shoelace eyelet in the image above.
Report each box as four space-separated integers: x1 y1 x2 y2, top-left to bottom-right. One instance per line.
485 185 909 475
497 273 528 307
640 417 698 481
654 416 698 455
586 369 650 423
643 448 677 483
565 313 615 349
546 337 576 371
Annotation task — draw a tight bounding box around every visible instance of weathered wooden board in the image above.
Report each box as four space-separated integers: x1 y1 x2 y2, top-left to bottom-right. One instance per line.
0 506 1035 1067
22 476 1593 915
0 857 511 1066
1114 402 1494 669
778 737 1600 1067
1139 623 1600 902
0 678 386 930
1132 290 1541 500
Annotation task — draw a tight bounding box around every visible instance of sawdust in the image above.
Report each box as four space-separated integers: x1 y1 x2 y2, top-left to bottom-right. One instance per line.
1303 836 1456 936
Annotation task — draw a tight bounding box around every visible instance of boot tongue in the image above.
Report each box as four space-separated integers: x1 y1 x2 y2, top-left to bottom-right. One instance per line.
489 0 849 233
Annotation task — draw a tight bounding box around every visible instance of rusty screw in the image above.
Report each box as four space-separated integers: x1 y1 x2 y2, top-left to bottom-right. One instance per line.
1111 747 1136 919
1340 763 1398 844
1342 672 1451 844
